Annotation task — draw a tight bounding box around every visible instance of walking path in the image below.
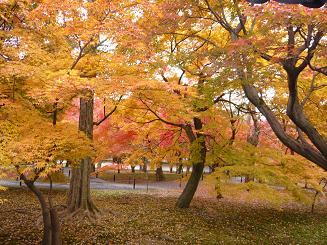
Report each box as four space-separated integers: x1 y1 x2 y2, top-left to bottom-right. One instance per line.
0 177 181 191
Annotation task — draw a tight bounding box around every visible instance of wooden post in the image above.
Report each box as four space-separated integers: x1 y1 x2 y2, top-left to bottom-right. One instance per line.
113 174 116 182
133 178 136 189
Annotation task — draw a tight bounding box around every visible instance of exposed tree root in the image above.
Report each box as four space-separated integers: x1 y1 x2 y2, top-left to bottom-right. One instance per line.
64 207 102 224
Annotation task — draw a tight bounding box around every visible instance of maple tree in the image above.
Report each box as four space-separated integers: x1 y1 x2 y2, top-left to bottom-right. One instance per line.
0 92 94 245
138 0 326 166
1 2 327 244
119 0 327 208
0 0 148 218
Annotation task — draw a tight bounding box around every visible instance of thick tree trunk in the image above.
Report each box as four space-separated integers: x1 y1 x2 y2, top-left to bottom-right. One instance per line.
25 180 62 245
67 157 98 214
175 149 205 208
176 118 206 208
67 91 98 216
155 166 165 181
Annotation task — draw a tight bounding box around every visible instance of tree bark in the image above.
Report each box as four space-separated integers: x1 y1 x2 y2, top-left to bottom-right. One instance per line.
155 166 165 181
24 180 61 245
247 107 260 147
177 164 183 174
285 70 327 159
67 90 98 215
176 118 206 208
242 82 327 169
186 166 190 175
239 26 327 169
141 157 148 172
229 119 238 145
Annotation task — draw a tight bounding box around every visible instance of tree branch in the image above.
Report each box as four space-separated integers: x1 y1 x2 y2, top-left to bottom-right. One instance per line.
242 82 327 169
138 98 185 129
93 95 123 126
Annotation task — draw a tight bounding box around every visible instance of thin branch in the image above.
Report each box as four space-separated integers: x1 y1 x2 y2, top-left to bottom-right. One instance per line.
232 0 247 35
160 73 169 83
138 98 185 129
0 53 11 61
308 62 327 76
217 98 256 114
249 16 256 34
69 37 94 71
165 32 219 48
93 95 123 126
178 69 185 85
126 117 161 125
300 73 317 108
296 31 323 73
203 0 236 36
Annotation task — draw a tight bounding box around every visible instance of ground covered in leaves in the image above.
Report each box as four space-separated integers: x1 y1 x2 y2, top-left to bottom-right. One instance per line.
1 187 327 244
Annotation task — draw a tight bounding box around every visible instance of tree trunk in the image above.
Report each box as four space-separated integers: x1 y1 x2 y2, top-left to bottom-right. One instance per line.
175 152 205 208
186 166 190 174
131 166 135 173
229 119 237 145
142 157 148 172
176 118 206 208
25 180 62 245
49 208 61 245
177 164 183 174
48 175 62 245
239 29 327 169
67 157 98 214
67 91 98 216
155 166 165 181
242 82 327 169
247 107 260 147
